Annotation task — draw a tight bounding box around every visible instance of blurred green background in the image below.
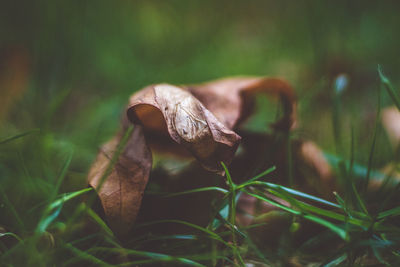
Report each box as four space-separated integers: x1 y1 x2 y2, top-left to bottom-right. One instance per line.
1 0 400 233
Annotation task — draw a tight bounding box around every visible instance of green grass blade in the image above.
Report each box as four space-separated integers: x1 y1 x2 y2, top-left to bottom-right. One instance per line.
303 214 347 241
0 128 40 145
244 166 276 184
51 150 74 200
266 187 367 227
347 127 369 216
210 192 241 230
364 84 381 195
37 203 62 233
135 219 228 246
221 162 245 267
0 187 25 230
378 65 400 110
221 162 235 188
377 206 400 219
0 232 24 243
163 187 228 197
322 254 347 267
85 207 114 236
36 188 93 233
135 234 198 243
242 189 348 240
240 181 340 208
236 166 277 189
48 187 93 210
63 243 113 266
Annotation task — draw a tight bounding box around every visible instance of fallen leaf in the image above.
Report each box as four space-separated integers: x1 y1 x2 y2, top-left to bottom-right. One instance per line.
88 125 152 235
188 76 297 131
127 83 241 173
89 76 297 235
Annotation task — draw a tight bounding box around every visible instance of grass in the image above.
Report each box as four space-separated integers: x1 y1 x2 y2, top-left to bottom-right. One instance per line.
2 1 400 266
2 97 400 266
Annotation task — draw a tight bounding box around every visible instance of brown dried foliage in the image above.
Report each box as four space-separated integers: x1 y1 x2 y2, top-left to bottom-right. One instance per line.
88 76 325 235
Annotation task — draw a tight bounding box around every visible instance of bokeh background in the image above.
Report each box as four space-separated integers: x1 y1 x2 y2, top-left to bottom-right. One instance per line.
1 0 400 235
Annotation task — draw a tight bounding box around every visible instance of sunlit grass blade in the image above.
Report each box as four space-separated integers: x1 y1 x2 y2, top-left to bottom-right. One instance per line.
221 162 245 267
239 181 340 208
0 232 24 243
245 166 276 184
135 219 228 246
377 206 400 220
0 128 40 145
322 253 347 267
135 234 198 244
36 188 93 233
163 187 228 197
37 203 62 233
242 189 348 240
265 186 368 227
48 187 93 211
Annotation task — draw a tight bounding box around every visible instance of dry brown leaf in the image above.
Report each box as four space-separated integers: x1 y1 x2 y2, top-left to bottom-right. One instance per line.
188 77 297 131
382 106 400 148
127 83 241 173
89 76 297 235
88 125 152 235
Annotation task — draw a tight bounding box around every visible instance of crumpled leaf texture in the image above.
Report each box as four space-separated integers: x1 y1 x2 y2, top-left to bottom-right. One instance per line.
88 76 296 235
88 126 152 235
127 84 241 173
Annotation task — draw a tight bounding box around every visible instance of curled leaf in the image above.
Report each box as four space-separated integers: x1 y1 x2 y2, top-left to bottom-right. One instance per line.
89 76 297 235
188 77 297 131
88 126 152 235
127 83 241 172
